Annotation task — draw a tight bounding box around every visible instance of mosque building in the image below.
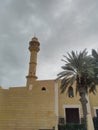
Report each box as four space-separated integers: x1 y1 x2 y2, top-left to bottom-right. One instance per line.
0 37 98 130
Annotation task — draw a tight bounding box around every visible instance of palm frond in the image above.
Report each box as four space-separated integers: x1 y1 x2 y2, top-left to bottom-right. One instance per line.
92 49 98 60
57 49 98 95
89 83 97 94
60 75 76 93
61 65 76 73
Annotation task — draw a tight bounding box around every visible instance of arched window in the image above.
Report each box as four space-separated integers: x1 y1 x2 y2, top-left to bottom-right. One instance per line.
41 87 46 91
68 86 74 98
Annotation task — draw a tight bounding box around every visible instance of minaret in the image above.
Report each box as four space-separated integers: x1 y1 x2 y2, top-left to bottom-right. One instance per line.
26 36 40 88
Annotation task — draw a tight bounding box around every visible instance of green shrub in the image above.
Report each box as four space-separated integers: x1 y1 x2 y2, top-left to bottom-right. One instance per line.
58 123 85 130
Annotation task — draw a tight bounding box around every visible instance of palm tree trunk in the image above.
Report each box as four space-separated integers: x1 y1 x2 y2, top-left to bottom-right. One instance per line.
79 87 88 130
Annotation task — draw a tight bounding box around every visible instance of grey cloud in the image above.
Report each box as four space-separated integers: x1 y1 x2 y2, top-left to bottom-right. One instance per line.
0 0 98 88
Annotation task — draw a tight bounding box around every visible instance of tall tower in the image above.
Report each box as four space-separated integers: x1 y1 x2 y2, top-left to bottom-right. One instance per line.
26 36 40 88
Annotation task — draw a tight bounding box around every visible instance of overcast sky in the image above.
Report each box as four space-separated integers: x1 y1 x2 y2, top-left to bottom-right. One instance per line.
0 0 98 88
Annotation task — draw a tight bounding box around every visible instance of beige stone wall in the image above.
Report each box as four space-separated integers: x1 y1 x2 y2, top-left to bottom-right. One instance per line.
0 88 10 129
0 80 56 130
58 81 82 120
0 80 98 130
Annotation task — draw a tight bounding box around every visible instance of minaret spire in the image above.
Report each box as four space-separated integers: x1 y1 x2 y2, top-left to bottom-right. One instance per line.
26 36 40 88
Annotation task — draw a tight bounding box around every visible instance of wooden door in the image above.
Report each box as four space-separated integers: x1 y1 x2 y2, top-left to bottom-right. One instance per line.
65 108 79 123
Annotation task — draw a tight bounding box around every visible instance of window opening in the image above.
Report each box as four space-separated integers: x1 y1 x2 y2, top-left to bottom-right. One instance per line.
68 86 74 97
41 87 46 91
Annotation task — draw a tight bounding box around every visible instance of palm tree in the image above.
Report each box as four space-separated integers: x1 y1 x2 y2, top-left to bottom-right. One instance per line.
57 49 97 130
